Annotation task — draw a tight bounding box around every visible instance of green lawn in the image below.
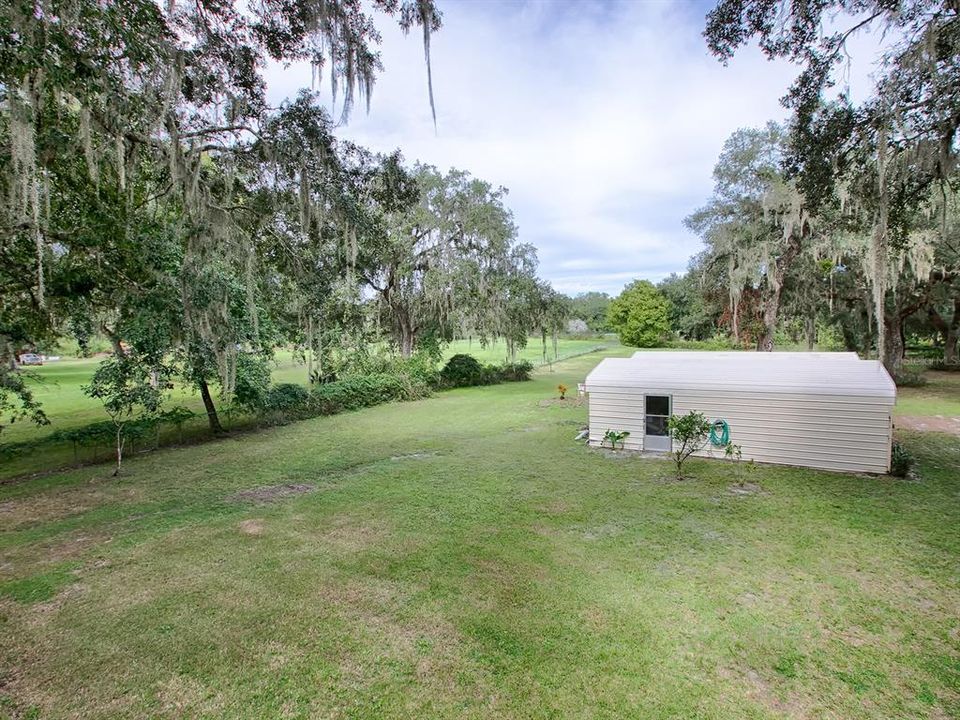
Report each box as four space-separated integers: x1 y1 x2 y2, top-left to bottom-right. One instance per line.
1 350 958 719
895 371 960 417
441 336 610 365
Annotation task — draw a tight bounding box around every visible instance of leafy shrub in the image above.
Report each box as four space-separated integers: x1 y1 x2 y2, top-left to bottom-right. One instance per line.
440 354 486 387
890 442 914 477
310 374 410 415
893 368 927 387
498 360 534 382
664 336 736 351
233 353 273 410
391 353 440 390
440 354 533 388
265 383 310 413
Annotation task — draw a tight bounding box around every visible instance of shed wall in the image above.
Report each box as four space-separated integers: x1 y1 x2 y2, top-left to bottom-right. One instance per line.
587 386 893 473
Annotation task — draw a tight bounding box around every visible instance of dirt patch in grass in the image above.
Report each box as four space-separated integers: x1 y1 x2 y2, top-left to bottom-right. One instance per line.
896 415 960 435
594 448 635 460
155 673 224 717
319 521 386 554
390 452 439 461
0 483 140 531
718 665 811 718
728 482 766 496
537 499 571 515
230 483 315 504
238 519 265 536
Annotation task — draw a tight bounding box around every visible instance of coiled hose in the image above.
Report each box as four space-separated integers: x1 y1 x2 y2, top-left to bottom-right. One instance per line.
709 419 730 447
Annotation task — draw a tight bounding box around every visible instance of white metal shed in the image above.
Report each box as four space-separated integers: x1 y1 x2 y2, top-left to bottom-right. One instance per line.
584 351 896 474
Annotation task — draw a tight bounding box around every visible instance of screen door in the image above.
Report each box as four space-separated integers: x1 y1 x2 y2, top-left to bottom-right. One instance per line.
644 395 671 452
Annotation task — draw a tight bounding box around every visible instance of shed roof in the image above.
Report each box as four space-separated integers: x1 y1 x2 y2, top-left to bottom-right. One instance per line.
586 351 895 399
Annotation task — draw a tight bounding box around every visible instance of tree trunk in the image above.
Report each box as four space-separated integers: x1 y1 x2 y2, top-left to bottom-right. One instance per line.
883 314 906 376
756 289 780 352
946 327 958 365
928 297 960 365
399 323 415 358
805 315 816 351
198 378 224 433
756 235 801 352
113 424 124 476
730 298 740 345
102 324 125 356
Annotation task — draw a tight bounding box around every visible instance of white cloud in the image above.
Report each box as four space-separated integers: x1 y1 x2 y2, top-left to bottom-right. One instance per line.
265 0 884 296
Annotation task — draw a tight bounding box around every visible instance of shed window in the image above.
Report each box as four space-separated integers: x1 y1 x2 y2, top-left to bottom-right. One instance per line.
645 395 670 417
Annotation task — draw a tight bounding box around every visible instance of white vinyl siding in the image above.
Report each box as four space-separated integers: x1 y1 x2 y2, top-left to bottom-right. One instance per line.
585 352 895 474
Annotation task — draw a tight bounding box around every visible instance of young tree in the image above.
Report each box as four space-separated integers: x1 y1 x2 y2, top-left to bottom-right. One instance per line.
667 411 713 480
84 352 169 475
607 280 670 348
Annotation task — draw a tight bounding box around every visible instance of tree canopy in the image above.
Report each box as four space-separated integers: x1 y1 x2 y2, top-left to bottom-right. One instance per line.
607 280 670 348
0 0 567 436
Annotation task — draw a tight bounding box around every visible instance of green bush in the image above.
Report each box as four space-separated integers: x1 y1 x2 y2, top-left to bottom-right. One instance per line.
310 374 412 415
893 368 927 387
664 336 736 351
265 383 310 413
440 354 533 388
890 442 914 477
233 353 273 410
440 354 486 387
498 360 534 381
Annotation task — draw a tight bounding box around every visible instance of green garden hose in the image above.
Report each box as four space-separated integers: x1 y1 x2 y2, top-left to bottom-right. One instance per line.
710 419 730 447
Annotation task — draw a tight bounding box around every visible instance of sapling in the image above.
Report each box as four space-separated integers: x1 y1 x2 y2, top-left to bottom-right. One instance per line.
667 411 712 479
84 352 168 475
725 442 744 484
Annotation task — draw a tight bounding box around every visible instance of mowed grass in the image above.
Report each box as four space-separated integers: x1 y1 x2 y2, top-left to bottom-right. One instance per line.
1 350 958 719
896 371 960 417
441 336 610 365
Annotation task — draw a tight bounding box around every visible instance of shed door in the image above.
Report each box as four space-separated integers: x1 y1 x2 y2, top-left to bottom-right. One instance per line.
644 395 671 452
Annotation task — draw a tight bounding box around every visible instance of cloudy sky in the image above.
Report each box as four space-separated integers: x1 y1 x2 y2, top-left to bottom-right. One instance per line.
267 0 878 296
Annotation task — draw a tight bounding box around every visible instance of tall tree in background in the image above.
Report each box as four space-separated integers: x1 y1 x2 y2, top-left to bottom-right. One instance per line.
363 165 530 357
704 0 960 367
685 123 809 350
657 272 717 341
567 292 611 332
607 280 670 348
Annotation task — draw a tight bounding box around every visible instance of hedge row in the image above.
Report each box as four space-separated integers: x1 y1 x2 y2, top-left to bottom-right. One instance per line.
439 354 533 388
257 373 431 424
